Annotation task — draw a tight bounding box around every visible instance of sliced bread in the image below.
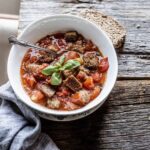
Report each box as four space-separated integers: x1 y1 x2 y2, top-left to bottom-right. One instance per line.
79 10 126 49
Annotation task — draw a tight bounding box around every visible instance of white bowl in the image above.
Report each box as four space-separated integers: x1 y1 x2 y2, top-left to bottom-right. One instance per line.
7 15 118 121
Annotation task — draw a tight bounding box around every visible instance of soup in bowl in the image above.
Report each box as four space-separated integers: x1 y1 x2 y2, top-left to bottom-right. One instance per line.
7 15 118 121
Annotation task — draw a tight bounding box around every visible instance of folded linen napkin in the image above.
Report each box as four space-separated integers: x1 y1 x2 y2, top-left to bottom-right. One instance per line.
0 82 59 150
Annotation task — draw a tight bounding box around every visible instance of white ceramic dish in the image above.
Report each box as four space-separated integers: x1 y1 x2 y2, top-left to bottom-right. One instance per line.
7 15 118 121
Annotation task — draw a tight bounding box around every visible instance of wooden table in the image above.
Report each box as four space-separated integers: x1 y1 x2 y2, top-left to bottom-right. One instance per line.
19 0 150 149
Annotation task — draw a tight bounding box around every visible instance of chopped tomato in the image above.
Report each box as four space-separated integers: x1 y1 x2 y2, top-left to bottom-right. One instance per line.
23 74 36 88
76 71 87 82
31 90 45 105
66 51 80 61
83 77 94 90
56 87 70 97
30 56 38 63
71 98 84 106
71 90 90 106
99 74 106 84
71 93 80 99
91 72 102 83
99 57 109 73
71 93 84 106
90 86 101 100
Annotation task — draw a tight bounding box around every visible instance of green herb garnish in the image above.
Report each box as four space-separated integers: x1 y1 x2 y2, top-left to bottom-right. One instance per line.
60 60 80 71
42 55 81 86
50 72 62 86
42 65 59 75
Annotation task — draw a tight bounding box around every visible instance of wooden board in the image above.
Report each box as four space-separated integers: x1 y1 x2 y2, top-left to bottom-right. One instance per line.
41 80 150 150
19 0 150 149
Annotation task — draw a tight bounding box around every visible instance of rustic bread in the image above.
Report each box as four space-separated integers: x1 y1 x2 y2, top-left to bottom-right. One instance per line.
80 10 126 49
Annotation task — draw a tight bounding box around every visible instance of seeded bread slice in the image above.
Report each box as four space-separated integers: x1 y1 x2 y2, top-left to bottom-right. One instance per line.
80 10 126 49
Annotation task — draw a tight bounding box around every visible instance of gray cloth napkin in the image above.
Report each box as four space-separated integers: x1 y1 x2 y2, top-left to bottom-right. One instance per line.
0 82 59 150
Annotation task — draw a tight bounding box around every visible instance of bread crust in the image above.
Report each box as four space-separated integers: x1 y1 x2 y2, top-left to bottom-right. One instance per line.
80 10 126 49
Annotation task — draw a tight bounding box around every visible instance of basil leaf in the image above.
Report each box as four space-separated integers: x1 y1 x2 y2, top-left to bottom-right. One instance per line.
59 55 65 65
54 62 61 67
54 55 65 67
42 65 59 76
61 60 80 70
50 72 62 85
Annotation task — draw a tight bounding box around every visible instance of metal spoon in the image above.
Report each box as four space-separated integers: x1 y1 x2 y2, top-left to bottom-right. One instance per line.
8 36 67 56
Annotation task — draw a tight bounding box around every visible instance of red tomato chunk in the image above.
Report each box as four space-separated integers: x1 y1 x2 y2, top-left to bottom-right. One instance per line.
99 57 109 73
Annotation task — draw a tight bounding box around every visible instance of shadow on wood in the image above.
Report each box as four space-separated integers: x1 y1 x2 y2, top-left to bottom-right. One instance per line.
41 101 109 150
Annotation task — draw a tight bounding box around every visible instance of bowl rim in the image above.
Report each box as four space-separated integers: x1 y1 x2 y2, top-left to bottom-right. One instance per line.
7 14 118 116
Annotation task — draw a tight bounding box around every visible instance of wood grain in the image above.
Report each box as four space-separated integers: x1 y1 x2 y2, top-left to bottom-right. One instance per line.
118 54 150 78
19 0 150 150
19 0 150 78
41 80 150 150
19 0 150 54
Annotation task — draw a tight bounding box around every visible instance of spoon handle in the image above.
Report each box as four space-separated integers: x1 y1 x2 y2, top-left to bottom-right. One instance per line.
8 36 56 55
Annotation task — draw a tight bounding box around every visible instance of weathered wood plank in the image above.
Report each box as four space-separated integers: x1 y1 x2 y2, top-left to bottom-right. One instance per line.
19 1 150 149
106 80 150 106
19 0 150 78
41 80 150 150
19 0 150 54
118 54 150 78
